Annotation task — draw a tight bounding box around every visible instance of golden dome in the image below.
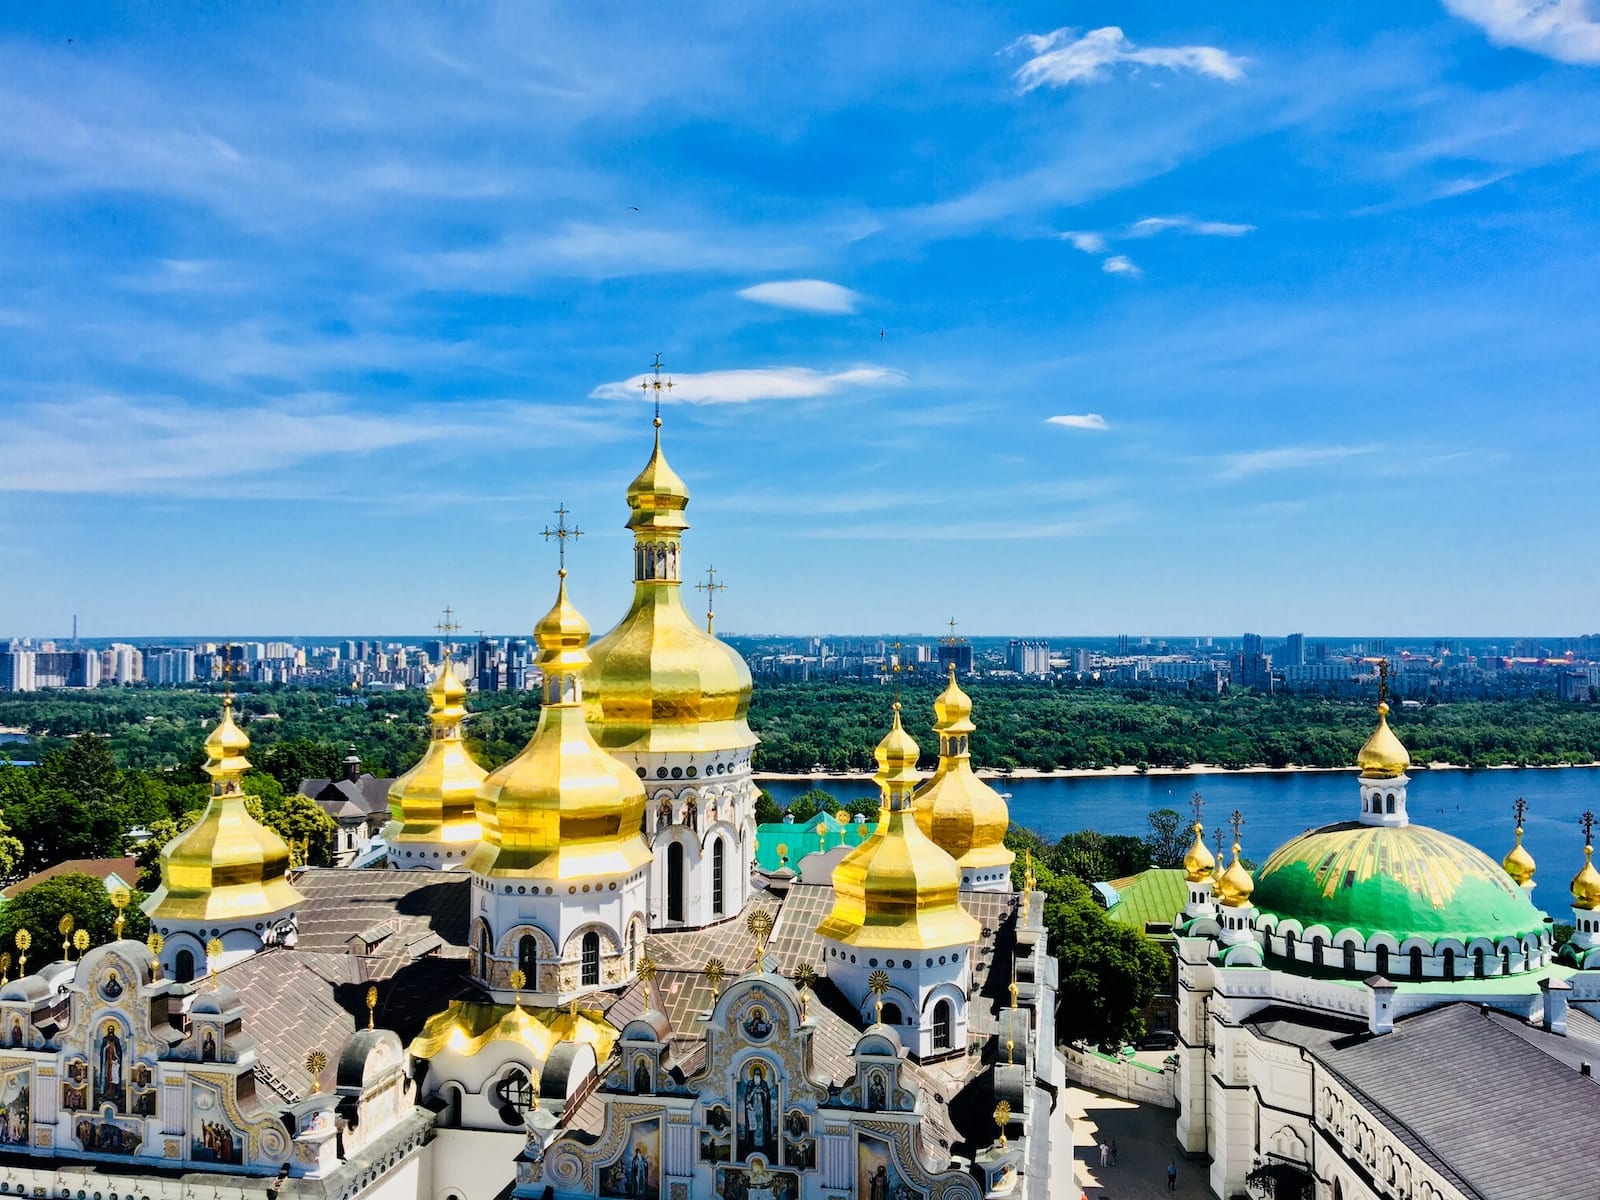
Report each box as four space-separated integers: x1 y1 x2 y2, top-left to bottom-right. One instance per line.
816 706 981 951
1357 702 1410 779
913 669 1014 873
1214 843 1255 908
1572 844 1600 911
389 658 485 849
1502 826 1536 888
143 698 304 924
1183 822 1217 883
468 573 652 881
583 421 755 756
409 998 616 1065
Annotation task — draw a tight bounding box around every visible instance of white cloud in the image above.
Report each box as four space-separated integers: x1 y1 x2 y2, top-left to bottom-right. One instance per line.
589 366 905 405
1047 413 1110 431
1443 0 1600 66
1101 255 1142 277
738 279 861 314
1127 216 1256 238
1215 444 1381 481
1011 26 1248 91
1059 231 1108 254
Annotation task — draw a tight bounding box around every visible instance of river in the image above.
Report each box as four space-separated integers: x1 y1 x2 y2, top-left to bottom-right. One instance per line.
757 767 1600 913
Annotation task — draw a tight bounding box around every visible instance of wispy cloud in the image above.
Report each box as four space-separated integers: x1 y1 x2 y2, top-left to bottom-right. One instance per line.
738 279 861 314
1215 444 1382 481
1060 231 1109 254
1127 216 1256 238
1059 216 1252 278
1047 413 1110 431
1101 255 1142 278
1443 0 1600 66
1010 26 1249 91
589 366 904 405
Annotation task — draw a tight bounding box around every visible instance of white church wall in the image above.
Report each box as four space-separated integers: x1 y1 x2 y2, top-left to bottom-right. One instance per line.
427 1128 521 1200
1060 1044 1177 1107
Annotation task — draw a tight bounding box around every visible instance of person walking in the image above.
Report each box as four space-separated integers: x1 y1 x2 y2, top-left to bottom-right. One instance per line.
1167 1160 1178 1191
1110 1139 1119 1167
1098 1140 1109 1168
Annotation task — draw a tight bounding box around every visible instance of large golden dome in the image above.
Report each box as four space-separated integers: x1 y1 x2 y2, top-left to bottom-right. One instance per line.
912 666 1014 873
144 699 304 924
1356 702 1410 779
389 658 485 850
1214 842 1255 908
1572 844 1600 911
817 705 981 951
468 572 652 881
1502 825 1536 888
1183 822 1217 883
582 421 756 756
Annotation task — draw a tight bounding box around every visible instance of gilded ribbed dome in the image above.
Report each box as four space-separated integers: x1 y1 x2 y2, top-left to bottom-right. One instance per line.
1357 702 1410 779
1502 827 1536 888
583 424 755 756
1183 822 1217 883
389 658 485 848
1572 845 1600 911
143 699 304 924
816 707 981 951
913 670 1014 873
467 573 652 881
1214 843 1254 908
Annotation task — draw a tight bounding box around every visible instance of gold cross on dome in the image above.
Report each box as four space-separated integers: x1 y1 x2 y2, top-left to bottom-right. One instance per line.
1377 657 1390 705
1229 809 1246 846
1583 809 1596 847
696 565 728 634
1190 790 1205 829
1513 796 1528 829
943 616 960 645
435 606 461 661
639 352 674 423
218 642 240 700
542 503 583 572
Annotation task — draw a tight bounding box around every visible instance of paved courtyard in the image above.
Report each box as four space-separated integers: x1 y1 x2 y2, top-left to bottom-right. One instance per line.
1064 1086 1216 1200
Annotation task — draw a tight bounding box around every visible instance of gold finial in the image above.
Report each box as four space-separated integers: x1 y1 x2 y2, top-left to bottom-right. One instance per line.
542 502 583 575
1006 1036 1014 1064
703 956 726 999
888 640 915 702
366 984 379 1029
1183 791 1216 882
1574 810 1600 910
776 841 789 867
867 968 891 1025
1215 812 1255 908
147 931 164 979
1022 848 1035 899
73 929 89 957
14 929 30 976
218 641 242 703
434 606 462 663
206 937 224 989
1008 973 1018 1008
746 909 774 964
1504 797 1536 886
509 969 530 1007
944 617 960 645
639 352 674 425
305 1049 328 1094
0 951 10 985
111 887 130 938
994 1100 1011 1150
59 914 74 961
792 961 817 1022
695 564 728 635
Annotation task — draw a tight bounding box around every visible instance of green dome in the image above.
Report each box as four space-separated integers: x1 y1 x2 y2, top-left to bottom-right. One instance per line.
1253 821 1546 943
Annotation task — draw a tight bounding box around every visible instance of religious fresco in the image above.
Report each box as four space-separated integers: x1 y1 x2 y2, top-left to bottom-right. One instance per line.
191 1083 243 1164
699 1103 731 1163
867 1069 887 1112
598 1116 660 1200
736 1060 778 1161
741 1005 773 1040
782 1109 815 1170
61 1058 88 1112
73 1115 143 1155
0 1067 28 1146
717 1160 800 1200
131 1062 157 1117
93 1020 128 1110
857 1132 924 1200
5 1017 24 1049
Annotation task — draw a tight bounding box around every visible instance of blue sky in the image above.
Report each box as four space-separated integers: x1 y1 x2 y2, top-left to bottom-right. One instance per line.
3 2 1599 639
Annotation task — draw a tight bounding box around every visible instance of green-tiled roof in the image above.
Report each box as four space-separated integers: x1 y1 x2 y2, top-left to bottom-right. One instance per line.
753 813 874 872
1104 868 1188 934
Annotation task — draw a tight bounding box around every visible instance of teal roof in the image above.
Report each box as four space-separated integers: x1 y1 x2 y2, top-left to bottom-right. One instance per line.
1104 868 1187 934
1253 820 1547 944
753 813 873 872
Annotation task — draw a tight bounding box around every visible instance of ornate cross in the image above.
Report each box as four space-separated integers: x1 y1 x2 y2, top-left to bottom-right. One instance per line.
1190 790 1205 830
696 565 728 635
218 642 241 700
435 606 461 661
867 968 891 1026
1513 796 1528 830
542 503 583 572
1229 809 1246 847
639 352 674 423
366 984 379 1029
944 616 960 645
703 956 726 999
1377 657 1390 705
1583 809 1596 847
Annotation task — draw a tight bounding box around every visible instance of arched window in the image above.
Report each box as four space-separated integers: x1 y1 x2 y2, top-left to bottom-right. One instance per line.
477 926 492 980
880 1002 903 1025
1386 794 1396 814
581 931 600 987
667 842 685 923
1342 942 1357 973
500 1068 535 1115
1409 947 1423 980
1375 945 1390 976
175 949 195 984
932 999 953 1051
517 935 538 983
1312 936 1325 968
712 839 726 918
1284 930 1297 961
1474 948 1486 979
1442 948 1455 979
1502 946 1512 976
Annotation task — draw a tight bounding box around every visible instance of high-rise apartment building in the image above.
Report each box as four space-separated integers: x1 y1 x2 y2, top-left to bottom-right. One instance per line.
144 648 197 685
0 650 36 692
1282 632 1306 667
1006 639 1050 676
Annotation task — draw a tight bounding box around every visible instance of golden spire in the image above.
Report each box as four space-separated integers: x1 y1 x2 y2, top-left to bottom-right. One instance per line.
143 694 304 925
388 624 486 852
467 545 651 882
695 564 728 635
627 356 689 535
1214 810 1254 908
1183 792 1216 882
1357 660 1410 779
816 704 981 950
111 887 130 939
366 985 379 1029
1502 797 1536 887
1572 811 1600 911
913 664 1015 875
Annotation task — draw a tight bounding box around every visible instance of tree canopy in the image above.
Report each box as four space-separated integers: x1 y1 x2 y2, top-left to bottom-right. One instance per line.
0 872 151 958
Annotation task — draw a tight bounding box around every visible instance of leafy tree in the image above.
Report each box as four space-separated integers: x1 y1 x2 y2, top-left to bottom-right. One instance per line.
260 794 337 867
754 790 782 825
785 788 836 824
8 786 126 871
0 872 151 955
1144 807 1187 868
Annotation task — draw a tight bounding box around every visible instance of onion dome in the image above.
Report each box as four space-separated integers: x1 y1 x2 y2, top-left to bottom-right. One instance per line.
1502 825 1536 888
583 418 756 756
468 572 651 881
1357 702 1410 779
388 658 485 849
912 665 1014 872
409 997 617 1065
1214 842 1254 908
144 698 304 923
1572 844 1600 911
816 705 981 951
1183 822 1217 883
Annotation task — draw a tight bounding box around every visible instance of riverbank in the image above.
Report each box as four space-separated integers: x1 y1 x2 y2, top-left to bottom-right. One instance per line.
755 760 1600 784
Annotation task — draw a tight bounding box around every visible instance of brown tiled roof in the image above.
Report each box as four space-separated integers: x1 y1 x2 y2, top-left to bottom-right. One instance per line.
2 856 138 898
291 867 470 956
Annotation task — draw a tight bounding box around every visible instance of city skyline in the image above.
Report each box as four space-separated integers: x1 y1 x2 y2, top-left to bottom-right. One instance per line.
4 3 1600 635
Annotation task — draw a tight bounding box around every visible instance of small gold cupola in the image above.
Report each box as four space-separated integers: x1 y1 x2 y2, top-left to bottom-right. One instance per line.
912 665 1015 883
1213 811 1254 908
816 703 981 950
144 696 304 924
467 565 652 881
1184 821 1217 883
1502 798 1536 889
1572 811 1600 911
1357 662 1410 779
388 655 485 855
